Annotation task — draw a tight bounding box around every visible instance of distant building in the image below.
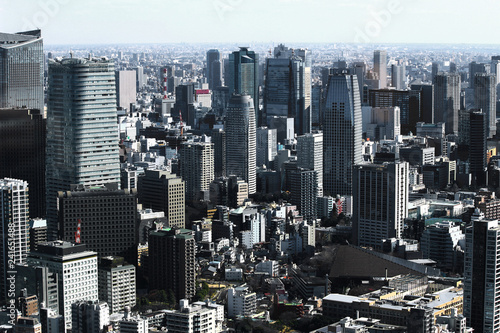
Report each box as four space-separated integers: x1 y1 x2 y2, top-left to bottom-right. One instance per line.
366 107 401 141
180 142 214 202
474 73 497 138
434 72 461 134
115 70 137 109
374 50 387 88
206 49 222 90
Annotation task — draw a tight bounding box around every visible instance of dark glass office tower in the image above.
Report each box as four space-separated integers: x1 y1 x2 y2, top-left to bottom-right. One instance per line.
474 73 497 138
0 108 45 218
323 70 362 197
0 30 44 111
206 49 222 90
228 48 260 125
434 72 461 134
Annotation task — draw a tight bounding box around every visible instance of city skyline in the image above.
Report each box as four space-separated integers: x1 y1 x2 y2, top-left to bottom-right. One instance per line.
2 0 500 46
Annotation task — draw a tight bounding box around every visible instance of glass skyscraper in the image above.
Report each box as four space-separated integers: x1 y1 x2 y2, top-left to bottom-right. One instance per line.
323 70 362 197
0 30 44 111
264 44 312 135
46 57 121 240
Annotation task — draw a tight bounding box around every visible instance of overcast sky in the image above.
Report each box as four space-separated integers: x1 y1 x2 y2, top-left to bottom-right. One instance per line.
1 0 499 45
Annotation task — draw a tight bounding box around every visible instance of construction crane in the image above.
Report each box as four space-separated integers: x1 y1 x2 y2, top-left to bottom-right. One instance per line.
75 219 82 244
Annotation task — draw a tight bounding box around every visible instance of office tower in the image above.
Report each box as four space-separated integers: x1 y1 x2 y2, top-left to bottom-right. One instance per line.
98 257 136 314
391 64 405 90
256 127 277 169
174 84 195 126
289 167 318 222
227 285 256 318
180 142 214 202
46 57 121 240
420 221 464 271
57 184 138 264
474 73 497 138
469 62 490 90
312 83 322 127
491 56 500 85
264 44 312 135
27 242 98 329
29 218 47 252
449 62 457 73
267 116 295 144
368 88 421 135
373 50 387 88
138 170 185 229
0 30 43 111
323 71 362 196
469 110 488 186
352 62 367 102
366 107 401 141
135 66 146 90
0 108 45 218
71 301 109 333
227 48 260 125
464 217 500 333
212 86 230 117
0 179 29 299
149 228 195 301
115 70 137 109
352 161 409 249
207 49 222 90
434 72 461 134
410 84 434 124
297 132 323 197
212 128 226 177
225 94 257 194
431 62 439 82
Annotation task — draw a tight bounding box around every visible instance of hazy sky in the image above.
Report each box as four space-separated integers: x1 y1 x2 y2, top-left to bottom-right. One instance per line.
1 0 500 45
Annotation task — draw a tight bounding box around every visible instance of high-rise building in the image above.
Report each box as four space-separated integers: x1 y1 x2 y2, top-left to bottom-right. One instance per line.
138 170 185 229
71 300 109 333
206 49 222 90
469 62 490 90
373 50 387 88
98 256 136 314
366 107 401 141
180 142 214 202
149 228 195 302
264 44 312 135
431 62 439 82
0 108 45 218
464 216 500 333
212 128 226 178
323 70 362 196
391 64 405 90
491 56 500 85
352 161 409 249
225 94 257 194
256 127 277 169
297 132 323 197
410 84 434 124
174 84 195 126
289 167 318 222
27 241 98 329
46 57 121 240
0 178 29 299
434 72 461 134
115 70 137 109
227 48 259 125
227 285 256 319
474 73 497 138
57 184 138 264
469 110 488 186
0 30 44 111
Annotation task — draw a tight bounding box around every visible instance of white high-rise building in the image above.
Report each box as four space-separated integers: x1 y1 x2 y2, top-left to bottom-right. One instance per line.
98 256 136 314
297 132 323 197
27 241 98 329
353 161 409 249
46 57 121 240
225 94 257 194
227 284 256 318
323 70 362 197
0 178 29 299
374 50 387 88
464 215 500 333
256 127 277 169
